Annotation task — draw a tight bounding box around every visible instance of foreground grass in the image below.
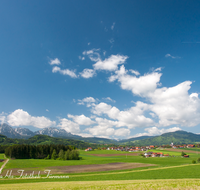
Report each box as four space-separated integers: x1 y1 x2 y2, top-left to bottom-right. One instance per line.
0 179 200 190
0 154 5 159
1 163 200 184
0 154 5 167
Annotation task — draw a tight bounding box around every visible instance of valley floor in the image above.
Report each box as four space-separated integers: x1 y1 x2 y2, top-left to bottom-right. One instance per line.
1 148 200 189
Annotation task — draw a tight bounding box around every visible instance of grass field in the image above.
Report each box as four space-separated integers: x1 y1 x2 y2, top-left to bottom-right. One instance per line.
0 153 5 168
1 149 200 189
0 179 200 190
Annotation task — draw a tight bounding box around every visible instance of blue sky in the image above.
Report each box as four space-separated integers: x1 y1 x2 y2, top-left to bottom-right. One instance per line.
1 0 200 139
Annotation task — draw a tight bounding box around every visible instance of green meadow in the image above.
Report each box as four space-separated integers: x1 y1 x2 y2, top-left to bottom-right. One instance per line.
1 149 200 189
0 153 5 167
0 179 200 190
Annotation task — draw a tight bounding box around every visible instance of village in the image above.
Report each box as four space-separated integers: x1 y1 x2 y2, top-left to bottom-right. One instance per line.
85 143 195 158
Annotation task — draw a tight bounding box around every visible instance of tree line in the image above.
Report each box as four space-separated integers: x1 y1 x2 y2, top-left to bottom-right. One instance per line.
5 144 80 160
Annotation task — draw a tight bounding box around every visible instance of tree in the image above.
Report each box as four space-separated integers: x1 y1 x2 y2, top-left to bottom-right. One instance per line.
192 160 196 164
51 149 57 160
58 149 64 160
181 151 186 156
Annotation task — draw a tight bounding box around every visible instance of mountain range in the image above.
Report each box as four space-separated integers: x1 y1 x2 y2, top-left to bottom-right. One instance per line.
1 123 200 146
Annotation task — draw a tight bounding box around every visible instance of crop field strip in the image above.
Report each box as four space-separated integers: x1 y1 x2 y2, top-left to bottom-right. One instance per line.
0 179 200 190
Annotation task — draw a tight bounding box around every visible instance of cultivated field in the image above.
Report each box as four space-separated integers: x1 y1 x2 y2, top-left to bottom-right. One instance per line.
1 149 200 189
0 179 200 190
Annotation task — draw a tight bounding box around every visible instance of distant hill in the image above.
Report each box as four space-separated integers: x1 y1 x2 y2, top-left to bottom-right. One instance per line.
123 131 200 146
119 136 153 144
0 134 99 149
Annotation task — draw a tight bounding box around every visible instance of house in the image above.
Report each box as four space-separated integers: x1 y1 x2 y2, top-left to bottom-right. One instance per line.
157 152 163 157
187 144 195 148
184 155 189 158
149 145 155 149
85 147 92 151
152 153 157 157
144 152 152 158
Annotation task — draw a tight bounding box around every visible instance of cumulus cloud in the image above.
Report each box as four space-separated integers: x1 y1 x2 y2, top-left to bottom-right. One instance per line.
85 118 130 137
109 65 162 96
7 109 56 128
129 69 140 76
132 127 181 138
114 128 130 136
149 81 200 127
57 118 80 133
80 69 96 78
0 112 6 124
52 66 78 78
68 114 95 125
93 55 128 71
49 58 61 65
92 101 154 129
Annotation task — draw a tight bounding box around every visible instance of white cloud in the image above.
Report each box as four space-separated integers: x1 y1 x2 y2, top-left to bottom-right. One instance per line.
68 114 95 125
111 22 115 30
52 66 78 78
85 125 115 137
85 117 130 137
80 69 96 78
7 109 56 128
57 118 80 133
149 81 200 127
114 128 130 137
109 65 162 96
93 55 128 71
103 97 116 103
46 109 49 112
132 127 181 138
95 117 118 128
129 69 140 76
77 97 97 107
165 54 180 59
82 49 101 62
92 101 154 129
49 58 61 65
0 112 6 124
76 133 94 137
79 56 85 60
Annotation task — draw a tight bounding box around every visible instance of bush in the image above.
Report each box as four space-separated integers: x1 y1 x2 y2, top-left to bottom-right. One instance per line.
197 158 200 163
192 160 196 164
181 151 186 156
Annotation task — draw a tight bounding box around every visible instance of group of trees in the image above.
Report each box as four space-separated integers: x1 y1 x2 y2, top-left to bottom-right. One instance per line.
49 149 80 160
5 144 79 160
